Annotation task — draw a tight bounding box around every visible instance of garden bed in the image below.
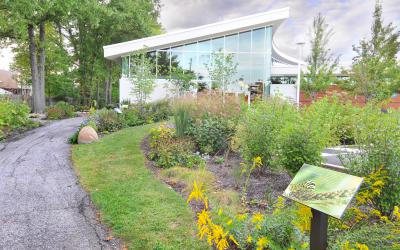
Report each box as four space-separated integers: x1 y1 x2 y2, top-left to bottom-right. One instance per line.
141 135 291 213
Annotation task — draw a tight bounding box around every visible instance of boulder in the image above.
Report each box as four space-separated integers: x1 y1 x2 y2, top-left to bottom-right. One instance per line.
78 126 99 144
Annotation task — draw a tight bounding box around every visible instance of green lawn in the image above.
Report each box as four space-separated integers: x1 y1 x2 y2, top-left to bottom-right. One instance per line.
72 124 208 250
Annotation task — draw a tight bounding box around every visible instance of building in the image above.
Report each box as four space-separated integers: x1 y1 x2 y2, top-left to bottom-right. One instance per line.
0 69 31 96
104 7 304 104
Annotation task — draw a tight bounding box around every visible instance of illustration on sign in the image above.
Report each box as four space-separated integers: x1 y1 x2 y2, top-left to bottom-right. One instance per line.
283 164 363 219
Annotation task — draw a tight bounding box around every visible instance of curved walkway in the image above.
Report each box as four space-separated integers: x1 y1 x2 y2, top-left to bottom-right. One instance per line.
0 118 119 250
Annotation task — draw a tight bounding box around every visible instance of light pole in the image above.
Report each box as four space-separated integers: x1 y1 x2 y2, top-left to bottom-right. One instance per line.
296 41 305 108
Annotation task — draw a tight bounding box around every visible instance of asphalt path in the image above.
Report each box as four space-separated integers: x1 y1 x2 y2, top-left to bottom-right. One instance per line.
0 117 120 250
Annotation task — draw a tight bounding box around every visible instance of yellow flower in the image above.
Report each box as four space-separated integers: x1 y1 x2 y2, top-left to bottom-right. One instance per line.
393 206 400 221
372 180 384 188
253 156 262 167
216 237 229 250
380 216 389 223
251 212 264 224
293 204 312 233
247 235 253 243
273 196 285 214
229 235 239 246
187 181 206 204
256 237 269 250
355 243 369 250
370 209 381 217
218 208 223 216
226 219 233 226
236 213 248 222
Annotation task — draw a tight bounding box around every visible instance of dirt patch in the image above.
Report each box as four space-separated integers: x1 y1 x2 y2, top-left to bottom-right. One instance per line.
141 136 292 212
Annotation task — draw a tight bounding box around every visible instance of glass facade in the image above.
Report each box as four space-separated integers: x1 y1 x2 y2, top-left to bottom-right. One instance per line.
122 26 273 93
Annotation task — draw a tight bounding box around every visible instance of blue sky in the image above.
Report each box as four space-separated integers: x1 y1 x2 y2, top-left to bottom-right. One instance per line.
0 0 399 70
159 0 400 67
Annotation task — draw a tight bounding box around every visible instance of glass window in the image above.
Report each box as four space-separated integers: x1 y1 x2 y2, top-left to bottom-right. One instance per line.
251 53 265 82
252 28 265 52
237 53 252 82
198 40 211 52
184 42 198 52
171 51 184 71
198 52 211 80
239 31 251 52
225 34 238 52
122 56 129 76
171 45 185 51
265 27 272 55
156 50 171 78
147 51 157 74
211 37 224 52
182 52 197 71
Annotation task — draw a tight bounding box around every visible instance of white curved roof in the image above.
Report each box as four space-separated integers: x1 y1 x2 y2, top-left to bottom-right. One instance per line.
104 7 298 65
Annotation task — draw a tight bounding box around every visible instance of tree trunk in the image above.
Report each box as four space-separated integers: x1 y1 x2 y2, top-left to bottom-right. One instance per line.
28 24 41 113
37 22 46 110
105 60 113 105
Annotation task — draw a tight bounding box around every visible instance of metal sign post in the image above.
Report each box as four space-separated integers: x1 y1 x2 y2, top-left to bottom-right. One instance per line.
310 208 328 250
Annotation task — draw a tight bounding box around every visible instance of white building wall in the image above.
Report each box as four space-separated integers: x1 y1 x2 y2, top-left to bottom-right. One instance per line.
270 84 297 102
119 78 174 104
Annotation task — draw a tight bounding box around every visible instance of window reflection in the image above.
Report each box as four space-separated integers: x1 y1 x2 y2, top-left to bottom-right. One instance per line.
156 50 171 78
239 31 251 52
225 34 238 52
252 28 265 52
122 56 129 77
198 40 211 52
136 26 274 90
211 37 224 52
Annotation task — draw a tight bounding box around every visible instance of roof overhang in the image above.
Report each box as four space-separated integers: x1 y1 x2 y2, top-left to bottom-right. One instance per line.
104 7 292 60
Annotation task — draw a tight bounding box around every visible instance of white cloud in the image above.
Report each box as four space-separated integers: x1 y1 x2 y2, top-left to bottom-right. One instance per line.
159 0 400 65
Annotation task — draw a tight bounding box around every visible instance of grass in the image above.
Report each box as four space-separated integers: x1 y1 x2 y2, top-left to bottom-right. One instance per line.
72 124 209 250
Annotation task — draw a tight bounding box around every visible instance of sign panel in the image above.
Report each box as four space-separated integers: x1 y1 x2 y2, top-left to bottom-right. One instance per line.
282 164 363 219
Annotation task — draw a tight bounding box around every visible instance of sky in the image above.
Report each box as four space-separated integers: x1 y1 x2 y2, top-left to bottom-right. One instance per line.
158 0 400 67
1 0 399 71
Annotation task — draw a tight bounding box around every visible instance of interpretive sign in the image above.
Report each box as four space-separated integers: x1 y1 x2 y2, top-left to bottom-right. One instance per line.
282 164 363 219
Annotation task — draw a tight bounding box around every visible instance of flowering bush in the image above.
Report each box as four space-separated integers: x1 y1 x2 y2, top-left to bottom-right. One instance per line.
187 180 311 250
45 101 75 120
149 124 204 168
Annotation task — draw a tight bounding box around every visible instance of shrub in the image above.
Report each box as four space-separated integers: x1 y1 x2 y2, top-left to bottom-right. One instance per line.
277 117 326 175
234 97 299 168
150 99 172 122
0 98 32 138
303 97 359 145
126 99 172 125
96 108 124 132
122 108 144 127
188 115 234 154
45 101 75 120
329 223 399 250
149 124 204 168
341 105 400 215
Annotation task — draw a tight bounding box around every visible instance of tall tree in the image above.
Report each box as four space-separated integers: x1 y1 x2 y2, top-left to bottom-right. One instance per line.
302 13 339 100
63 0 161 106
350 1 400 102
0 0 71 113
